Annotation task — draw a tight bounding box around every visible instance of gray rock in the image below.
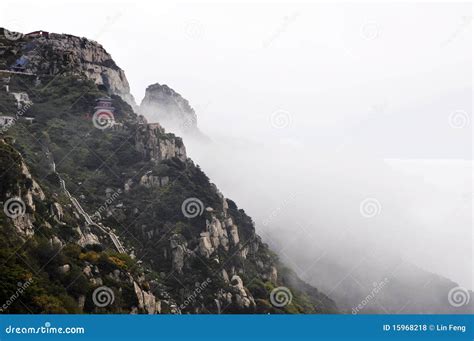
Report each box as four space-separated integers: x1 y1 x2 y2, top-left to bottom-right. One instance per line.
83 265 92 277
139 83 198 136
139 174 171 188
19 33 136 108
50 202 64 221
133 281 161 314
78 295 85 310
170 235 189 273
198 232 214 258
49 236 63 248
135 123 187 163
58 264 70 274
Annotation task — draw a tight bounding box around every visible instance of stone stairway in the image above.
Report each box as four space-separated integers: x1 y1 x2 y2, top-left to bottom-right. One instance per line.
57 163 126 254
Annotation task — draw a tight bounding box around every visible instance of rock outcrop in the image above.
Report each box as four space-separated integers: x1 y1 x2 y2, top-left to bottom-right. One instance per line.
7 31 136 108
133 281 163 314
139 173 170 188
0 143 45 236
0 28 340 315
135 122 187 163
139 83 201 137
230 275 255 308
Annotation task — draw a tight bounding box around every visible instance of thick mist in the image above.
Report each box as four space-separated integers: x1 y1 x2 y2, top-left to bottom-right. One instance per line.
139 1 472 295
172 3 472 294
9 0 472 309
185 134 472 290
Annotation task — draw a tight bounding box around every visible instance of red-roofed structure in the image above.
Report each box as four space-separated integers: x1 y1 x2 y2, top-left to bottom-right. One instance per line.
25 30 49 38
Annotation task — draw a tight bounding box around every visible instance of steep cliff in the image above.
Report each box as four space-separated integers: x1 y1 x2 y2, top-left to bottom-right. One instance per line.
0 139 176 313
135 121 187 163
0 28 136 108
0 29 337 314
139 83 205 138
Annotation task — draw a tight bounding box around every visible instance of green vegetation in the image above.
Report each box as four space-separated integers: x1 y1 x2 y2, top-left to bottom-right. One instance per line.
0 65 337 314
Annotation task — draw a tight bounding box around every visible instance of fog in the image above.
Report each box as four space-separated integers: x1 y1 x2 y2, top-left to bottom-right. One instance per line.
4 0 472 294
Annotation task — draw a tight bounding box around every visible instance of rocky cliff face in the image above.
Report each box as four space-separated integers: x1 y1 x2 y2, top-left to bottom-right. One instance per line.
139 83 202 137
0 142 43 237
0 28 338 314
135 121 187 163
1 29 136 108
0 139 176 314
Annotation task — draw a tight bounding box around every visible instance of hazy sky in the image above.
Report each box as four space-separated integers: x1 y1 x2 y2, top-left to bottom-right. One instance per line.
2 0 472 288
3 1 471 158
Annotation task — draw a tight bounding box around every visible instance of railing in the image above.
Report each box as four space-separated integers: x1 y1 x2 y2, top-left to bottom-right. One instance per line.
56 160 126 254
0 69 37 76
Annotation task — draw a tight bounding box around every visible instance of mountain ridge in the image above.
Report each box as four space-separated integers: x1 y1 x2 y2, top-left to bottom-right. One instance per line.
0 28 337 314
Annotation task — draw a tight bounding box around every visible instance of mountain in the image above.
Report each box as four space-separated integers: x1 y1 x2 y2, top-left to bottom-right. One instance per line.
0 28 337 314
139 83 205 139
290 246 474 314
